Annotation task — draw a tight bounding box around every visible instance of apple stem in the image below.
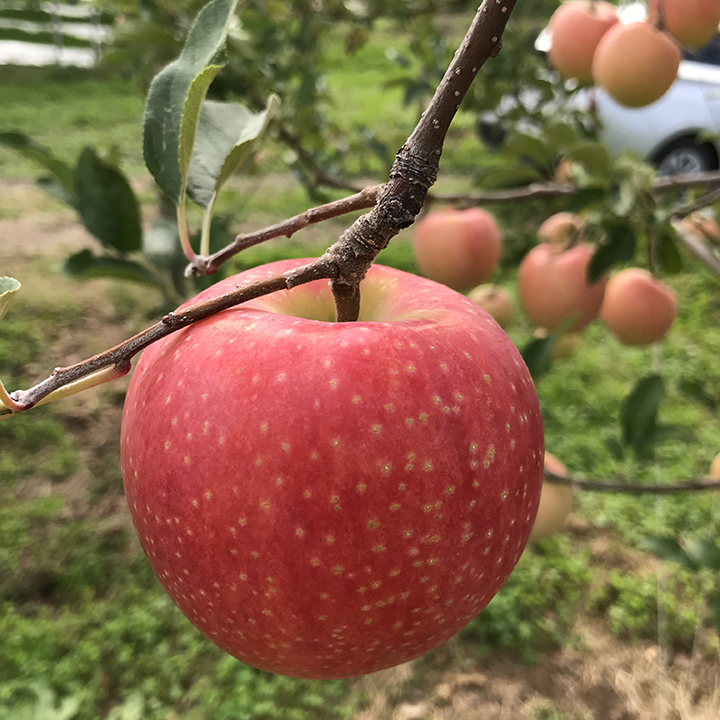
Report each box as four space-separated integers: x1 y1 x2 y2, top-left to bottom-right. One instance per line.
331 281 361 322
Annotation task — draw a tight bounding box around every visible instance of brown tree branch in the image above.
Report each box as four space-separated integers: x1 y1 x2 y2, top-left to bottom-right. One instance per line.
189 184 384 277
544 469 720 494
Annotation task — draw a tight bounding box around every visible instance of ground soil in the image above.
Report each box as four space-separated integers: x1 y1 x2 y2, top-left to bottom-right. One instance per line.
2 180 719 720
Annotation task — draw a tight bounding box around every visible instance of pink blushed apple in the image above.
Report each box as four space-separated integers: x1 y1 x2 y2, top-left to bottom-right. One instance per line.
518 242 607 332
413 208 502 291
121 259 544 679
600 268 678 346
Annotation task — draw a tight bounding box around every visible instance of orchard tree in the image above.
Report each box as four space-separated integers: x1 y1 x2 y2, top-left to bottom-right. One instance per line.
2 0 720 685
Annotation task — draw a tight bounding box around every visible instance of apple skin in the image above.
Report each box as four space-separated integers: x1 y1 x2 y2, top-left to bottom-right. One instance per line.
711 453 720 479
599 268 678 346
413 208 502 291
538 212 585 246
548 0 619 83
466 284 514 329
518 243 607 332
530 452 573 542
592 22 681 108
649 0 720 49
121 260 544 680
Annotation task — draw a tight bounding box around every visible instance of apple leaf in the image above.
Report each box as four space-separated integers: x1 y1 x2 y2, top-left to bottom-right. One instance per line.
35 177 76 208
520 336 554 381
656 226 684 274
143 217 184 266
677 378 717 413
0 277 21 321
143 0 240 204
544 120 578 151
565 186 606 213
684 539 720 571
187 94 280 209
0 132 75 203
74 147 143 254
588 224 636 283
621 374 666 456
63 250 164 289
505 131 554 171
566 140 611 176
642 535 697 571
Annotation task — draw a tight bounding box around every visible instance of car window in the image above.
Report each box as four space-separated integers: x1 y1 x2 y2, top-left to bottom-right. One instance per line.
684 33 720 66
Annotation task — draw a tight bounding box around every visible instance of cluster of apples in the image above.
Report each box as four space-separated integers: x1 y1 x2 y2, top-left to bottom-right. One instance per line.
549 0 720 108
413 206 678 350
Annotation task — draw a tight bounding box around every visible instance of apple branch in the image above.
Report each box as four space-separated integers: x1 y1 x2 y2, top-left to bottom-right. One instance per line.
188 184 384 277
544 469 720 494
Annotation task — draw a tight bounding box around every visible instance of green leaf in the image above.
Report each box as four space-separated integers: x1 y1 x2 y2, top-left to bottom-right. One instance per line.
566 141 611 176
678 378 718 413
0 276 21 321
588 224 636 282
187 94 280 209
0 132 75 202
684 539 720 570
642 535 697 571
657 226 684 274
143 217 184 266
520 336 554 381
505 132 554 170
565 187 606 213
544 121 578 151
621 374 665 455
35 177 75 207
74 147 143 254
143 0 240 203
711 595 720 632
63 250 164 289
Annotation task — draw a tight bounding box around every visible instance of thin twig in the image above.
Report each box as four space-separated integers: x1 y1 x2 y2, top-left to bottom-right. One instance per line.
544 469 720 494
189 184 384 276
673 220 720 275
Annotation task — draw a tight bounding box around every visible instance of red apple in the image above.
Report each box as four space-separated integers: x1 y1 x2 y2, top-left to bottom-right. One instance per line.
518 243 607 332
530 452 574 542
121 259 544 680
466 284 514 329
548 1 619 83
600 268 678 346
649 0 720 49
413 208 502 291
592 22 681 108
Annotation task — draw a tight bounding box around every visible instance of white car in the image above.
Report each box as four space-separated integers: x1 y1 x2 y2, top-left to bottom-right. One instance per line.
481 4 720 175
536 3 720 175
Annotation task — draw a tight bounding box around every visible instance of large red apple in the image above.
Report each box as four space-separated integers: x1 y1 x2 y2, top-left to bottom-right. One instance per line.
518 243 607 332
121 259 544 679
599 268 678 346
413 207 502 291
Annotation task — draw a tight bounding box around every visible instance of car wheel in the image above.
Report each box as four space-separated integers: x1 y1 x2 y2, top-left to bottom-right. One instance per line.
654 138 718 176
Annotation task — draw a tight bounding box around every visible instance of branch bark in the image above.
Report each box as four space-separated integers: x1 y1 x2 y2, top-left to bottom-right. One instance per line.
544 469 720 494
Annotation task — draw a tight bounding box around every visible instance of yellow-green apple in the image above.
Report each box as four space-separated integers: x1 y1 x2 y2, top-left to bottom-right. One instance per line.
518 242 607 332
533 327 581 359
121 259 544 680
599 268 677 346
538 212 585 246
548 1 619 83
592 22 681 108
649 0 720 49
466 284 514 329
530 452 573 542
413 208 502 291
